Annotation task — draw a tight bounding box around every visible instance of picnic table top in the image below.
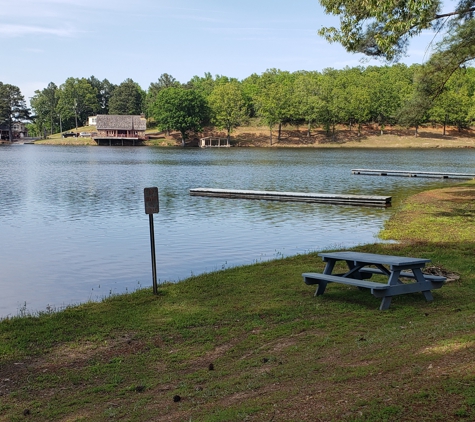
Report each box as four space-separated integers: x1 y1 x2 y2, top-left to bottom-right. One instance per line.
318 251 431 267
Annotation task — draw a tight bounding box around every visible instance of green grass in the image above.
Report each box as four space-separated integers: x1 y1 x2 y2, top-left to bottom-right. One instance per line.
1 182 475 420
34 126 96 145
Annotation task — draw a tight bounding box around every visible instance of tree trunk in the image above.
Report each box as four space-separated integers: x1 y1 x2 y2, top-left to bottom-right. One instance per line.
443 116 447 136
307 122 311 138
278 122 282 141
8 116 12 142
181 131 186 147
269 127 273 146
414 124 418 137
357 123 362 137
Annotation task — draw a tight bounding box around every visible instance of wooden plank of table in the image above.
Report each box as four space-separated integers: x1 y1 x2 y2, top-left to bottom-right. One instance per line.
318 251 431 267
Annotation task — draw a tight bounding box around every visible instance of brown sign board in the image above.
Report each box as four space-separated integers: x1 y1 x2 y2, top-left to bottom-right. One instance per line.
144 187 159 214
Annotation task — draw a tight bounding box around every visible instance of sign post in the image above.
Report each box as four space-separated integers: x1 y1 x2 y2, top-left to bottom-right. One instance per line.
144 187 159 295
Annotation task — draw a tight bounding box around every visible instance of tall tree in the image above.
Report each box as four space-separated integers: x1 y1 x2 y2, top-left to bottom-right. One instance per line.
208 81 247 142
30 82 59 136
108 79 145 115
185 72 216 98
241 73 261 118
316 68 339 138
146 73 180 117
293 71 323 137
88 76 116 115
429 69 473 133
341 68 372 136
0 83 30 141
318 0 475 106
254 69 295 144
149 87 208 146
365 65 413 134
58 78 99 131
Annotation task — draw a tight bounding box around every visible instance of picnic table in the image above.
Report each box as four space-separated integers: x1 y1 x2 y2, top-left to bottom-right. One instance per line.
303 251 446 310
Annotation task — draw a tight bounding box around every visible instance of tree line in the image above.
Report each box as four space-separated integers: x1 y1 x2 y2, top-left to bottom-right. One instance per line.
3 64 475 144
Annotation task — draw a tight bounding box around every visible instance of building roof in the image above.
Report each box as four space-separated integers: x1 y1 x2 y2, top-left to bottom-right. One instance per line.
96 115 146 131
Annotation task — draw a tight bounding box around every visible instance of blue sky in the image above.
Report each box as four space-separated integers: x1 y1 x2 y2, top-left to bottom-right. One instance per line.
0 0 450 104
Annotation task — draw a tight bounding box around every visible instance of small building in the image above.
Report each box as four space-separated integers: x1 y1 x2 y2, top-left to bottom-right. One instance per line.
88 116 97 126
0 121 28 141
199 137 230 148
93 115 147 146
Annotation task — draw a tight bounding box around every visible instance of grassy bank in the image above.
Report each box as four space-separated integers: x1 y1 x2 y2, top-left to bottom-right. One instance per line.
34 126 96 146
1 182 475 421
32 122 475 148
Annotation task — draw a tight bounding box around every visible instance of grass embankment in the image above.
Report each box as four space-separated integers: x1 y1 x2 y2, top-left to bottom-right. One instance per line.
34 126 96 146
33 121 475 148
1 183 475 421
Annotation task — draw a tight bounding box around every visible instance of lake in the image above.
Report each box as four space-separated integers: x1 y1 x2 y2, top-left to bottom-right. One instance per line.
1 145 473 318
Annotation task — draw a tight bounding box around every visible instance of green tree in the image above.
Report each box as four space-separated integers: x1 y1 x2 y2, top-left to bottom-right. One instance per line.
318 0 475 105
254 69 295 144
108 78 145 115
149 87 208 146
58 78 99 131
0 83 30 141
293 71 323 137
365 65 413 134
317 69 339 138
146 73 181 118
30 82 59 136
429 69 473 134
185 72 216 99
88 76 116 114
208 81 247 142
241 73 261 118
331 67 373 136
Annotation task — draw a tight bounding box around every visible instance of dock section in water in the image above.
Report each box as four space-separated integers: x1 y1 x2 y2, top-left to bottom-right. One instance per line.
190 188 391 207
352 169 475 179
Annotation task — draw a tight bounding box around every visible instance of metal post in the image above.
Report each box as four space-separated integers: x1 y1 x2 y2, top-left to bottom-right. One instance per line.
149 214 158 295
144 187 159 295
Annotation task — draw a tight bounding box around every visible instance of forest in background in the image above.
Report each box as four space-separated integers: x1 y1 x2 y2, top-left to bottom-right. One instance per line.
3 64 475 144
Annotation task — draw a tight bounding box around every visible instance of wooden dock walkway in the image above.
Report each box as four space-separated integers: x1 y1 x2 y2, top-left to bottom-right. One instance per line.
190 188 391 207
352 169 475 179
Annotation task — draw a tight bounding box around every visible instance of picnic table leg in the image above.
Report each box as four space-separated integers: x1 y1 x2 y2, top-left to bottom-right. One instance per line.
315 259 336 296
315 281 327 296
413 269 434 302
379 296 393 311
379 269 401 310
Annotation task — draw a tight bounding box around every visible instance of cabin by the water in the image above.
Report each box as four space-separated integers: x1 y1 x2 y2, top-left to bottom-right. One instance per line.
93 115 147 146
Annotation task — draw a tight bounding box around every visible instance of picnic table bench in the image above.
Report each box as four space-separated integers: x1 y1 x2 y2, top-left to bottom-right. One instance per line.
303 251 446 310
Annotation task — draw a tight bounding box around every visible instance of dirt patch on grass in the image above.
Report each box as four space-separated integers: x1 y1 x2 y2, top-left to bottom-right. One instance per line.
141 124 475 149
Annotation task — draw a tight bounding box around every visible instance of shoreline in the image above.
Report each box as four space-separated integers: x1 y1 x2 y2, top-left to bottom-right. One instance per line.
30 123 475 148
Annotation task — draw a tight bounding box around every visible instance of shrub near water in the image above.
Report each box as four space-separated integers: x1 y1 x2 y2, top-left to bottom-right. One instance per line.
1 182 475 421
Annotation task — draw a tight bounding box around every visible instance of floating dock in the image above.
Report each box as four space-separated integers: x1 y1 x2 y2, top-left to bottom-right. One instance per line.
352 169 475 179
190 188 391 207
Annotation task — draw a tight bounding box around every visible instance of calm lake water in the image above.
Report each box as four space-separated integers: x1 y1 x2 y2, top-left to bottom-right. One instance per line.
1 145 474 317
